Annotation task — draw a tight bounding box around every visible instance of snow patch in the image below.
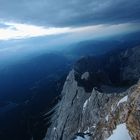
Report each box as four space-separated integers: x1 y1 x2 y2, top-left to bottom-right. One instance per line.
83 96 91 112
91 125 96 128
117 96 128 106
75 135 90 140
84 127 90 133
53 127 56 131
107 123 131 140
83 100 88 111
78 129 81 133
105 115 109 121
111 105 114 112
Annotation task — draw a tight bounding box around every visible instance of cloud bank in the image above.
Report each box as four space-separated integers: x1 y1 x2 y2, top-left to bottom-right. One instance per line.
0 22 139 40
0 0 139 27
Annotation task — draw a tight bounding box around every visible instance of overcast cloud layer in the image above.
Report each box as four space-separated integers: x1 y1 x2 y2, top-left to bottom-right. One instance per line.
0 0 140 27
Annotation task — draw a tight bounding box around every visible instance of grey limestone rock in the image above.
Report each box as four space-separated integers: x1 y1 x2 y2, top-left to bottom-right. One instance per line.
44 46 140 140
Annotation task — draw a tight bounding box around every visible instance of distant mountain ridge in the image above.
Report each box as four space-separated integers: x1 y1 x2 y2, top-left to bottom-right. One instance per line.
63 31 140 57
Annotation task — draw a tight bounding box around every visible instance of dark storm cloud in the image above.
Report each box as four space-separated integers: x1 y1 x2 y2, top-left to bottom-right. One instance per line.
0 0 139 27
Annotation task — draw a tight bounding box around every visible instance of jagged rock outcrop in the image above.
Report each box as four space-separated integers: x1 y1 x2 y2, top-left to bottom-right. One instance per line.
92 82 140 140
44 46 140 140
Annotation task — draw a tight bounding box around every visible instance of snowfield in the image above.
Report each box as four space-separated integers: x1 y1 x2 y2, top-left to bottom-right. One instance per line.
107 123 131 140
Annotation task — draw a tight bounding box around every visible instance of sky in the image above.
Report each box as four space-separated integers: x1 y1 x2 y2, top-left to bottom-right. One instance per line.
0 0 140 63
0 0 139 40
0 0 140 27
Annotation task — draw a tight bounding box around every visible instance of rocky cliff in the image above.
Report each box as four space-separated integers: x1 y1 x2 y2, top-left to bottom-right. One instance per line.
44 46 140 140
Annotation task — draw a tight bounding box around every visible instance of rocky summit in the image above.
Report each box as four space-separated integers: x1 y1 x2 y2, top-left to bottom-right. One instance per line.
44 46 140 140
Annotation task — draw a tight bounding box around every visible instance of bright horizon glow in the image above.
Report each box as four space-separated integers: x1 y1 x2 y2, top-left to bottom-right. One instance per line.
0 21 71 40
0 21 140 41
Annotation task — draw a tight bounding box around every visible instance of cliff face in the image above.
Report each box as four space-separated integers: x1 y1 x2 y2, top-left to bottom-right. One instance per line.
44 46 140 140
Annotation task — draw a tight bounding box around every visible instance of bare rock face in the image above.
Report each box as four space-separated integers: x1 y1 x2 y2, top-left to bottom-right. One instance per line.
127 83 140 140
92 82 140 140
44 71 140 140
44 70 92 140
122 47 140 84
81 72 90 80
44 46 140 140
